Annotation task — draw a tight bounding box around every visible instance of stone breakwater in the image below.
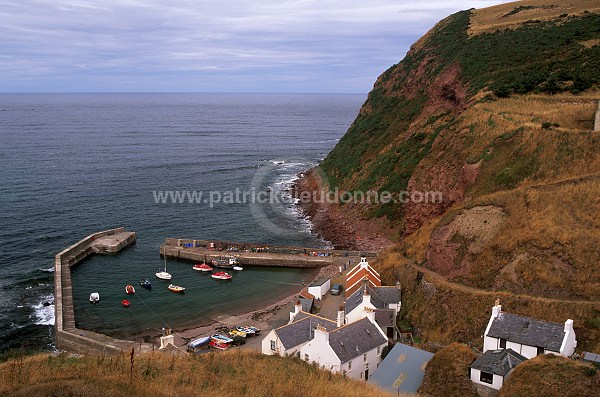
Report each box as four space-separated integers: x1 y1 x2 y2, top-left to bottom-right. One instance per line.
53 227 151 355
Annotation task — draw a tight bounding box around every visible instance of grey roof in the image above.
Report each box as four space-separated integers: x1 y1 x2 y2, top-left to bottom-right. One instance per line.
582 352 600 364
309 277 330 287
374 309 395 328
275 312 337 350
487 313 565 352
345 285 401 314
368 343 434 394
299 297 314 313
470 349 527 376
328 317 387 363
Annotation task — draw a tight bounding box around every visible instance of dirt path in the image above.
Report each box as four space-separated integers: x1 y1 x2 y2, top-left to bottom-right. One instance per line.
403 256 600 305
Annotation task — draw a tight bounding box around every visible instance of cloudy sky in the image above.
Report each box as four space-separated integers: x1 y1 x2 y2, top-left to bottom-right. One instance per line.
1 1 506 93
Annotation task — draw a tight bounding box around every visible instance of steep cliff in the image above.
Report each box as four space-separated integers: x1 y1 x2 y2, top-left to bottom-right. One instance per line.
302 0 600 301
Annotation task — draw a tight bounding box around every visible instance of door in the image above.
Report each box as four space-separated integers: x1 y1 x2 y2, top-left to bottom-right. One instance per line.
365 369 369 380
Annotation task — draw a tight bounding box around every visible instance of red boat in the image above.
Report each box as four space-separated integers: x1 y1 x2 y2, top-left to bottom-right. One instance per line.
211 271 232 280
209 334 233 350
125 285 135 295
193 263 213 272
122 299 130 307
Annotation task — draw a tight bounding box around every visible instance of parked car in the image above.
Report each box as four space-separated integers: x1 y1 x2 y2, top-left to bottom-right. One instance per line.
330 284 343 295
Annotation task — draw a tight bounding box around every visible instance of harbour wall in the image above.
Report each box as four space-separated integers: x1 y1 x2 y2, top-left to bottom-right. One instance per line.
54 227 148 355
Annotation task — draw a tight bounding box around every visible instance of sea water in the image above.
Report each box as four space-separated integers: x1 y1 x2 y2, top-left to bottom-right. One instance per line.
0 93 364 351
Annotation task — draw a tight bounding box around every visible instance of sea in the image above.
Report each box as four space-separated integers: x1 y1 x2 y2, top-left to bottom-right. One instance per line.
0 93 365 353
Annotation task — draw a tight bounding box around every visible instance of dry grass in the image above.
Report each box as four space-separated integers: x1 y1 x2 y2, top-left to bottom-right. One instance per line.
419 343 478 397
498 354 600 397
469 0 600 36
0 351 395 397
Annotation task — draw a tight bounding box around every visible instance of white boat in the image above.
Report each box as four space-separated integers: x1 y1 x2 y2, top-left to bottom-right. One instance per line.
232 265 243 271
156 251 172 280
89 292 100 304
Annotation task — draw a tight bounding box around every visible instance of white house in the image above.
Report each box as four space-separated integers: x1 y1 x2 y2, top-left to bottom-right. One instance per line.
261 302 337 356
300 309 388 381
483 300 577 359
308 277 331 300
344 284 401 340
470 348 527 391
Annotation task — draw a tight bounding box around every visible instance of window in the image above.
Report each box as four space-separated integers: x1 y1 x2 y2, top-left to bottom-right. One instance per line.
348 360 352 371
365 362 369 369
499 338 506 348
363 353 367 362
537 346 544 356
304 354 309 362
360 371 363 379
480 371 493 385
270 340 276 351
377 346 381 355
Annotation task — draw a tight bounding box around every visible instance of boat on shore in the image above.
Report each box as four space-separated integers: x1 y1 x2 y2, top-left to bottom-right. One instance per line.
187 336 210 352
125 285 135 295
89 292 99 304
209 334 233 350
140 278 152 289
211 271 232 280
168 284 185 293
193 263 213 272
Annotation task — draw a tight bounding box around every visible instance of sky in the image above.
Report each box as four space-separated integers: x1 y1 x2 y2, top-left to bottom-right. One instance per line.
0 1 507 93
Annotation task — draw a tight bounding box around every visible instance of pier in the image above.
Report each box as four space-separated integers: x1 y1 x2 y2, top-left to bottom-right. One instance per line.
53 227 151 355
160 238 377 267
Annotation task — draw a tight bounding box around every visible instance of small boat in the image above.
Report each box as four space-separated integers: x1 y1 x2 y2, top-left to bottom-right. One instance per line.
246 325 261 335
89 292 100 304
211 271 232 280
187 336 211 352
140 278 152 289
122 299 130 307
125 285 135 295
193 263 213 272
168 284 185 293
232 265 243 271
209 334 233 350
211 256 238 269
156 252 172 280
229 328 246 338
235 326 255 335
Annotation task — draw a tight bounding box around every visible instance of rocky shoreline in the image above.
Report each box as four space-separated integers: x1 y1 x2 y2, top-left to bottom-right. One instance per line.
292 167 394 252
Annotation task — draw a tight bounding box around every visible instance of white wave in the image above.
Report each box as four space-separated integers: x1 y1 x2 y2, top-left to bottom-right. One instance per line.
31 294 55 326
39 267 54 273
270 160 285 165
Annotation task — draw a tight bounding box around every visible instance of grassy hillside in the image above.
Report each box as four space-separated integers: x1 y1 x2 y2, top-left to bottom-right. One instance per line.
419 343 478 397
0 351 394 397
311 0 600 303
499 354 600 397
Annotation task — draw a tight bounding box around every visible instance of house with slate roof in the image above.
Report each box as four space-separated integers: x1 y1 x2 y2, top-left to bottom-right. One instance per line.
470 348 527 391
345 284 401 340
261 304 337 356
300 310 388 381
483 300 577 359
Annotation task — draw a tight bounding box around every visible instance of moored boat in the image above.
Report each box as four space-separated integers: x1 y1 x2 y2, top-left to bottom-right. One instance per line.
140 278 152 289
211 256 239 269
125 285 135 295
156 252 172 280
89 292 100 304
211 271 232 280
232 265 243 271
122 299 130 307
168 284 185 293
193 263 213 272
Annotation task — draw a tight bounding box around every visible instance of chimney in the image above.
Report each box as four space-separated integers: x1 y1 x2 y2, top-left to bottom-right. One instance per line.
314 324 329 343
564 319 574 333
289 299 303 323
159 334 174 349
362 287 371 308
337 305 345 328
365 307 376 324
360 257 368 268
492 298 502 318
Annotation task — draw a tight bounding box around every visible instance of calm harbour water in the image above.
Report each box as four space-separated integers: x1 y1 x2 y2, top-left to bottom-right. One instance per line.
0 93 364 352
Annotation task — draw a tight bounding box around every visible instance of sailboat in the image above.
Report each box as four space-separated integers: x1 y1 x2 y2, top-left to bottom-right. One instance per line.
156 250 172 280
